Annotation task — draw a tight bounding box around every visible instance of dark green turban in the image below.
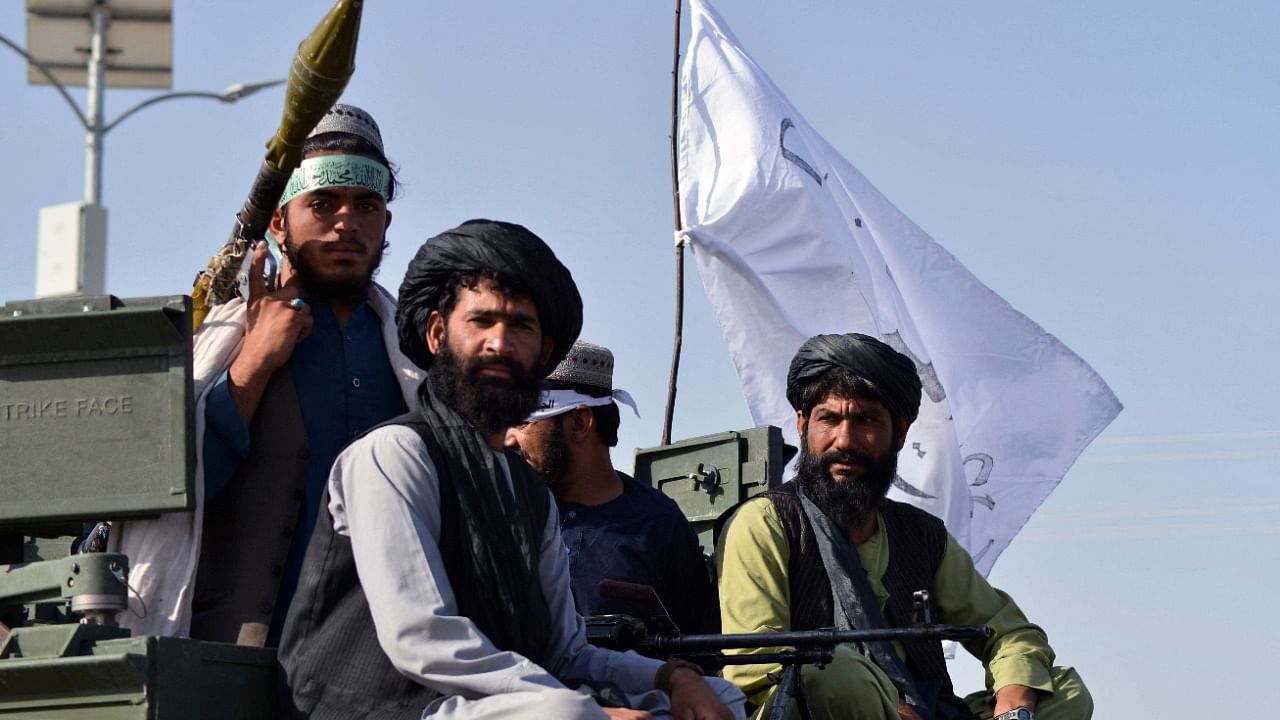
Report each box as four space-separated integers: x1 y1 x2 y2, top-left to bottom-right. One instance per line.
396 219 583 372
785 333 923 422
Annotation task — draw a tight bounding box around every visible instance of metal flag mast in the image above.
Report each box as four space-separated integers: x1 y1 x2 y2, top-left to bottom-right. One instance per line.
661 0 685 447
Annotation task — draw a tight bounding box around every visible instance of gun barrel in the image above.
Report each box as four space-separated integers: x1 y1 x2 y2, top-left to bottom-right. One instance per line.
645 624 991 654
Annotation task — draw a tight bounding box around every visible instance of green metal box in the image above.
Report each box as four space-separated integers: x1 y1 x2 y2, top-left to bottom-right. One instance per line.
633 425 792 551
0 295 195 530
0 631 277 719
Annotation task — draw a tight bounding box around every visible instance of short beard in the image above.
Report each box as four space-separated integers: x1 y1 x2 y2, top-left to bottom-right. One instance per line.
281 225 384 299
795 429 898 530
538 418 573 488
428 335 542 437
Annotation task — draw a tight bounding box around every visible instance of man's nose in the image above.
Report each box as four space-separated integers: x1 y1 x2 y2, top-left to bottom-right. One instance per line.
482 324 514 355
331 204 362 232
829 420 856 451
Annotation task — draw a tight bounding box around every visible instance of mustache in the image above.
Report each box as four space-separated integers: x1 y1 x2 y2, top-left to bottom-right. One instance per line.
820 449 876 472
467 355 524 379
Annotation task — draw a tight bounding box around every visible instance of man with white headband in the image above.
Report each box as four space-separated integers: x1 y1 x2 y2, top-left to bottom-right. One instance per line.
116 103 424 646
506 341 715 635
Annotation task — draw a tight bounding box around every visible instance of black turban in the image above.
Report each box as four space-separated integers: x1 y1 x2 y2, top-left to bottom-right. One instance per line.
396 219 583 372
785 333 922 422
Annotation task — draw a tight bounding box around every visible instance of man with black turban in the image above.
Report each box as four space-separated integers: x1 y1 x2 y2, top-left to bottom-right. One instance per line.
717 334 1092 720
279 220 744 719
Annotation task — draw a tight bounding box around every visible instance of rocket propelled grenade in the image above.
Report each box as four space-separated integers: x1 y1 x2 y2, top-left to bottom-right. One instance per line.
266 0 363 172
191 0 364 331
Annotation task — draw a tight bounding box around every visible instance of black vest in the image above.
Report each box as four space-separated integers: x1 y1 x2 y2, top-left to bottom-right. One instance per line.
764 482 972 718
277 415 551 719
192 367 309 646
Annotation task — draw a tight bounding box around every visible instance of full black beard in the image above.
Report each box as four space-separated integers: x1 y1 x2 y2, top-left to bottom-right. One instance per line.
281 226 384 300
428 336 542 437
795 433 899 530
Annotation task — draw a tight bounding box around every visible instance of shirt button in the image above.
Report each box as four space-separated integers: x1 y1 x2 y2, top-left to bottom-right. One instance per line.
352 377 361 388
259 602 274 616
567 510 577 519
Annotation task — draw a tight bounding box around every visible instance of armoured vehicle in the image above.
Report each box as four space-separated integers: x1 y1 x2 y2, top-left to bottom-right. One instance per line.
0 292 795 718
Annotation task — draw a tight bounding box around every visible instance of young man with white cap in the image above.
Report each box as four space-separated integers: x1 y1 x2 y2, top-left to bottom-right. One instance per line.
506 340 716 635
115 103 424 647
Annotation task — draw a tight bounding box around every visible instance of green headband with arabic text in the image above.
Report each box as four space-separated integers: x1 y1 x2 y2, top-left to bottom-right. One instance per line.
278 154 391 208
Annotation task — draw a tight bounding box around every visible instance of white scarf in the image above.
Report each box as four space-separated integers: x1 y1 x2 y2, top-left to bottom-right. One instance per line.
525 387 640 423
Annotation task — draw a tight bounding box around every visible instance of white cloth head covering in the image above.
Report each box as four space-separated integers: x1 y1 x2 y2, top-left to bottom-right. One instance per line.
524 340 640 422
526 387 640 423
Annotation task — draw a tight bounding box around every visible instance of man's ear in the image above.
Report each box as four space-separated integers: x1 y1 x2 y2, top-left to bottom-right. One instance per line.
795 410 807 440
893 417 911 451
268 208 286 238
383 209 393 231
566 407 594 444
425 310 445 354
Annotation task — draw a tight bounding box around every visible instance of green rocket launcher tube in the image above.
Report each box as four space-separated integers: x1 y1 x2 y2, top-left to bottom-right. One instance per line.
192 0 364 330
243 0 364 219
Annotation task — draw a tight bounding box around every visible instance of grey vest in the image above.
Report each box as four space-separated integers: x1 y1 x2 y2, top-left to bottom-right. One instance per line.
191 367 309 646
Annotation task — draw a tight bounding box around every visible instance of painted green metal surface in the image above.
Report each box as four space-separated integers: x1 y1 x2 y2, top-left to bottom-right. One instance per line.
633 425 791 550
0 635 277 719
0 295 194 528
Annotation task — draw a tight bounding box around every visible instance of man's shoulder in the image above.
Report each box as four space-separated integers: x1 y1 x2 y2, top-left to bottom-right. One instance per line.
721 495 785 542
343 423 429 461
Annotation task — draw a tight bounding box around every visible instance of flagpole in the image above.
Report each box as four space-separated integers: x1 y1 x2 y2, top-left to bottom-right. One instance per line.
661 0 684 446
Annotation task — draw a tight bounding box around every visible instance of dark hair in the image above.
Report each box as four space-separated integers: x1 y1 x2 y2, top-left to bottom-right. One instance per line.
796 367 894 421
302 131 399 201
436 272 535 321
543 379 620 447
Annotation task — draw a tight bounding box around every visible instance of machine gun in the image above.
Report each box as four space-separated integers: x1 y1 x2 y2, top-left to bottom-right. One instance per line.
625 433 995 719
586 580 990 720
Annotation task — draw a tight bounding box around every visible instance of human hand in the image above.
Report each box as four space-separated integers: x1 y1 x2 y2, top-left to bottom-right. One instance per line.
896 701 925 720
227 241 313 421
669 667 734 720
602 708 654 719
993 684 1039 715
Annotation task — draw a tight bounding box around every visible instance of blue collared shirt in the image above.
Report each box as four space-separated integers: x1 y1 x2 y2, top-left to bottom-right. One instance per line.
204 298 404 645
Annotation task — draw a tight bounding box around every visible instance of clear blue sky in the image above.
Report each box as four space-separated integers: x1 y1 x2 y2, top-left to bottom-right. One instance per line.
2 2 1277 714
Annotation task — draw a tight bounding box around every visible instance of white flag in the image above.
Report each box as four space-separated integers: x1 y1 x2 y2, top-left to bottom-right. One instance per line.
677 0 1122 572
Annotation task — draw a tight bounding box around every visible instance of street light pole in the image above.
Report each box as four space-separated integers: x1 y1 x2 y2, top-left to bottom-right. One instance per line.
84 0 107 207
2 19 283 297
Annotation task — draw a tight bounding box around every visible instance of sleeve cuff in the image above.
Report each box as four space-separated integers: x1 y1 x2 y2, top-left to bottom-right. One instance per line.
202 370 250 500
989 657 1055 695
205 370 250 456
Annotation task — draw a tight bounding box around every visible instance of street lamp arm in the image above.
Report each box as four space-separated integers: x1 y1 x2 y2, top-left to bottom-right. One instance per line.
103 79 284 134
103 91 231 134
0 31 89 130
